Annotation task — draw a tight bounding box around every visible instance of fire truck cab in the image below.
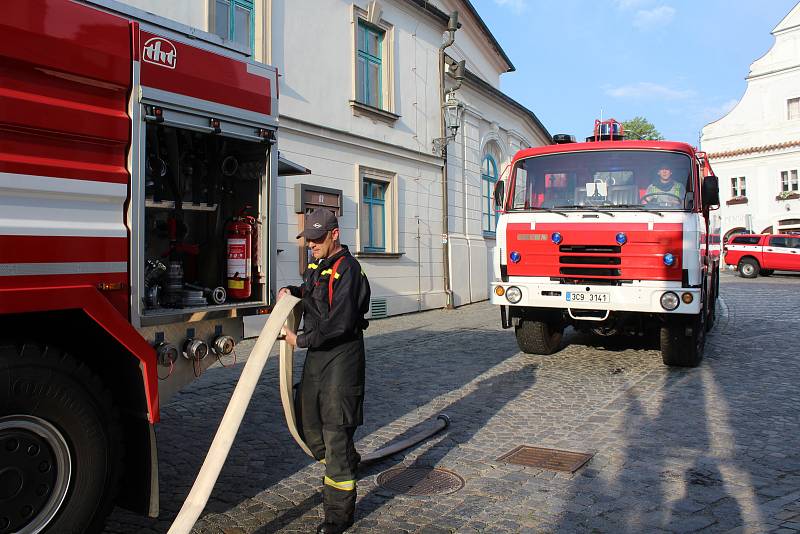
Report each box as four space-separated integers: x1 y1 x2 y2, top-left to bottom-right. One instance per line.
1 0 280 531
491 120 721 368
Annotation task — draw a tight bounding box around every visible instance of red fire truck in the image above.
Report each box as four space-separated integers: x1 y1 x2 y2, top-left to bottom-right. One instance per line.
491 120 721 368
0 1 279 531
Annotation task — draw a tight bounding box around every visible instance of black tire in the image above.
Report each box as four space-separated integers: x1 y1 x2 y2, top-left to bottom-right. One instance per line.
661 311 705 367
760 269 774 276
515 319 563 355
738 258 759 278
0 343 122 534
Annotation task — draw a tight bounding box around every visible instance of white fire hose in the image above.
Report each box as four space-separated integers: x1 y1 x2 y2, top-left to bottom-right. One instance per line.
169 297 449 533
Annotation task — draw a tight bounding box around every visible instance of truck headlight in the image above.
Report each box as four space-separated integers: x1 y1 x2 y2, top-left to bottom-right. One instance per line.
660 291 679 311
505 286 522 304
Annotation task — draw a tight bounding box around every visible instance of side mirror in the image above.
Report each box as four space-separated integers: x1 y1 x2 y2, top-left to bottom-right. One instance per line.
702 175 720 209
493 181 505 210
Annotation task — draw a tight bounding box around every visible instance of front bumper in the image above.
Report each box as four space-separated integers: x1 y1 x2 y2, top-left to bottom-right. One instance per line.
490 278 701 315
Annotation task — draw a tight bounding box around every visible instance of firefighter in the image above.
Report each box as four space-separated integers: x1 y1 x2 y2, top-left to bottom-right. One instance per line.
277 208 371 534
643 162 685 206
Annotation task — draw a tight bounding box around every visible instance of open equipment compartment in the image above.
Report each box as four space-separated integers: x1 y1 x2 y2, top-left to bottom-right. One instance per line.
141 119 268 315
128 24 278 327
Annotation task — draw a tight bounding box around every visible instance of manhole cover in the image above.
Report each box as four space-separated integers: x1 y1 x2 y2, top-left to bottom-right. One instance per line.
498 445 593 473
377 467 464 496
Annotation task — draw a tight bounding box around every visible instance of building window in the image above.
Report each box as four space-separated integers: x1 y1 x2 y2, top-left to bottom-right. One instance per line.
361 179 385 251
731 176 746 197
213 0 254 49
358 167 397 254
788 97 800 120
781 170 799 192
482 155 499 234
356 21 383 108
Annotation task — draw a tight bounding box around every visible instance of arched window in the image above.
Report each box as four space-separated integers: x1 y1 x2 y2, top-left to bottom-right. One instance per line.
482 154 499 234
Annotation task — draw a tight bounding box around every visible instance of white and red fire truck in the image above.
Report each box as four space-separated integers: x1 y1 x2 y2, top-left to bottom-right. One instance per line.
491 120 721 367
0 1 280 531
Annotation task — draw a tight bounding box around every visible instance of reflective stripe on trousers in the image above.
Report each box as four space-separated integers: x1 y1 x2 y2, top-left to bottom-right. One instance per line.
324 476 355 491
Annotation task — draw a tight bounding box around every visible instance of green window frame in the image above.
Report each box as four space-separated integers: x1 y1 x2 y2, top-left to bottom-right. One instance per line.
361 179 386 252
357 20 383 108
482 155 499 235
214 0 255 49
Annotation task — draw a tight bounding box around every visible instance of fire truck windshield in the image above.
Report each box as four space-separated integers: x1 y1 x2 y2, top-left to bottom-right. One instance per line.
508 150 693 212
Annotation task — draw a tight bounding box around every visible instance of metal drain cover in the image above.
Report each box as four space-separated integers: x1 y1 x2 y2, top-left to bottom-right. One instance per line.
377 467 464 496
498 445 593 473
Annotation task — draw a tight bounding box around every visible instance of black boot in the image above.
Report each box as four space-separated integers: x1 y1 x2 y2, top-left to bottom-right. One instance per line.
315 522 349 534
320 485 356 532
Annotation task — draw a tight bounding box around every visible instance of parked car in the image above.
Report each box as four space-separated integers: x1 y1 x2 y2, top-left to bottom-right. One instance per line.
724 234 800 278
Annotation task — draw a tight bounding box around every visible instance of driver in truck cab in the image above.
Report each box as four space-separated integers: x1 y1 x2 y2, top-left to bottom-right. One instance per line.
642 162 685 206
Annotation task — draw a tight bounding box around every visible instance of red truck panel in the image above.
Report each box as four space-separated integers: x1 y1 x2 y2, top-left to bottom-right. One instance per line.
506 222 683 281
0 0 131 183
138 29 272 116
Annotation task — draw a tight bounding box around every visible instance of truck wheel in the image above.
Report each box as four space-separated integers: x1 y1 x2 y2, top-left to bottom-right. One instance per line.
760 269 774 276
515 319 563 355
660 312 705 367
738 258 759 278
0 343 122 534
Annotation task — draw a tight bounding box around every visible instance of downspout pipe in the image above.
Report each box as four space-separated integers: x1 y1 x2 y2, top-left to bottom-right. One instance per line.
439 11 458 309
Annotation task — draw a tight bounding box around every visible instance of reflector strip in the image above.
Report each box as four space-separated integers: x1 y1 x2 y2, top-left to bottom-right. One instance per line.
323 476 355 491
0 262 127 276
0 172 127 238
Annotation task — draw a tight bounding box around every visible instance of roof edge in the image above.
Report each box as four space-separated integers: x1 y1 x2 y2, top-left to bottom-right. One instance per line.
404 0 515 72
462 69 551 141
459 0 515 72
403 0 455 26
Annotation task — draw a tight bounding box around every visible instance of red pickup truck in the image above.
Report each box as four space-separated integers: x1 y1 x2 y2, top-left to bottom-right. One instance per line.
724 234 800 277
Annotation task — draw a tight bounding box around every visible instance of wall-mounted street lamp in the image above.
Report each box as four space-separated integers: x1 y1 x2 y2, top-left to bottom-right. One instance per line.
432 96 464 155
432 60 466 156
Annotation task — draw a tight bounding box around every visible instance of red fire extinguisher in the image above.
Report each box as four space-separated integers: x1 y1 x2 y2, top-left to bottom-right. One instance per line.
226 218 252 299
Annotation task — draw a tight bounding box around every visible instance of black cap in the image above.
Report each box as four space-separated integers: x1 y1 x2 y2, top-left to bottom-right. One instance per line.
296 209 338 240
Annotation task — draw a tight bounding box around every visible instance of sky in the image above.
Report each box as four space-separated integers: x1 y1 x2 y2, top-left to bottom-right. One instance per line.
469 0 799 145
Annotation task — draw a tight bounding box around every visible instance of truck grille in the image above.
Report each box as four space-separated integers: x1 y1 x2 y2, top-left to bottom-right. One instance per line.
560 256 620 265
558 244 622 279
559 267 621 276
560 245 621 254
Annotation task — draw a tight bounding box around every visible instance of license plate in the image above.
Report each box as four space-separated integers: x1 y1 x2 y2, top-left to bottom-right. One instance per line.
566 291 610 303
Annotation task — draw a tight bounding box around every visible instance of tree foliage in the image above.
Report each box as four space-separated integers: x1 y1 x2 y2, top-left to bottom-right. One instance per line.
622 116 664 141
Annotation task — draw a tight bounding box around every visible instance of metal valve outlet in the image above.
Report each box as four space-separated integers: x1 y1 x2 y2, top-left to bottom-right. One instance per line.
156 343 179 367
182 338 209 361
212 335 235 356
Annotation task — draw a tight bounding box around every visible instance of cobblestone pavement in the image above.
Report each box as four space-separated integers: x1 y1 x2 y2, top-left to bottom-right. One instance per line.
105 271 800 533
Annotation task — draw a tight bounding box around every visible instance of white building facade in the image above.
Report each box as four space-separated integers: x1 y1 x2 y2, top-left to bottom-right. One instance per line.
435 2 551 306
113 0 550 317
701 4 800 239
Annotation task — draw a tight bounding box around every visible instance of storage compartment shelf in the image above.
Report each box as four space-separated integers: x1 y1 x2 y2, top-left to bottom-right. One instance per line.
145 199 218 212
140 300 268 326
